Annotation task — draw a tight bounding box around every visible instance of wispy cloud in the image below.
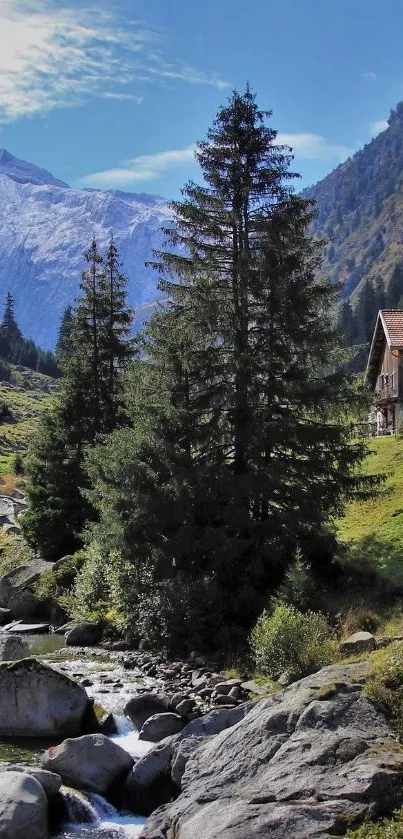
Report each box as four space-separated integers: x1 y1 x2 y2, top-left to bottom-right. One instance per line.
277 132 352 163
79 145 197 188
363 71 377 81
369 119 388 137
0 0 229 122
102 92 144 103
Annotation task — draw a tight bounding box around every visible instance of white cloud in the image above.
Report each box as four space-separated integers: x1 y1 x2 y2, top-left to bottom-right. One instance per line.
102 92 144 103
0 0 229 122
79 145 197 188
363 71 377 81
369 119 388 137
277 132 351 163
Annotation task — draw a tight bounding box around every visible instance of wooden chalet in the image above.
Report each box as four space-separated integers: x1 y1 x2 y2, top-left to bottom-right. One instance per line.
365 309 403 435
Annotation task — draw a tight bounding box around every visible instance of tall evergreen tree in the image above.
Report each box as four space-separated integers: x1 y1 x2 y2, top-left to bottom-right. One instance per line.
87 88 375 650
23 238 134 559
2 292 22 344
55 305 74 368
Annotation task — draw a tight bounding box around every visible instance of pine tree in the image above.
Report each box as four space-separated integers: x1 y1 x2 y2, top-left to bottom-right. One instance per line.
2 292 22 345
55 305 74 368
87 88 376 650
98 237 133 432
23 238 134 559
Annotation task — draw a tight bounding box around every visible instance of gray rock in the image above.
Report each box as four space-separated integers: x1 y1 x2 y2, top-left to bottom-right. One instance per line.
339 631 377 655
0 608 11 626
171 737 205 787
0 765 61 798
139 713 185 742
0 658 89 737
3 621 49 634
0 771 48 839
42 733 133 794
213 679 242 695
141 662 402 839
0 561 53 608
65 622 102 647
125 740 175 817
0 634 29 661
175 699 195 717
9 591 43 621
125 693 171 729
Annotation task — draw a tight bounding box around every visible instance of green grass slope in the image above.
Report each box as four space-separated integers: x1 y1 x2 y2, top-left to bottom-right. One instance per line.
0 366 56 474
337 436 403 588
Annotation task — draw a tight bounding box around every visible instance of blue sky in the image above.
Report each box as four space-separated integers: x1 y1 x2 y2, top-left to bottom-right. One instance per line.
0 0 401 198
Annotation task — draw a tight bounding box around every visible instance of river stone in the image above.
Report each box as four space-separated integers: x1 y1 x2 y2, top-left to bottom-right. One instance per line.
339 631 377 655
139 713 185 742
0 765 62 798
42 733 133 794
0 771 48 839
0 561 53 607
0 634 29 661
125 740 176 817
9 591 43 621
141 662 403 839
0 608 11 626
65 622 103 647
124 693 171 729
0 658 89 737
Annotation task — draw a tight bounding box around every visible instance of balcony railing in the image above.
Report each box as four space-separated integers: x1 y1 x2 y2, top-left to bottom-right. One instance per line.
374 386 398 405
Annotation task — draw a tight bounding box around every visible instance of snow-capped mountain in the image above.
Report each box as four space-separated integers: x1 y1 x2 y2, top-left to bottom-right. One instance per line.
0 150 172 348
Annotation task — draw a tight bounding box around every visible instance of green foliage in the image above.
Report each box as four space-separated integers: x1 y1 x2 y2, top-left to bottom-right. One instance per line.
276 550 320 611
85 87 377 652
0 292 59 377
337 436 403 589
11 452 24 475
364 645 403 740
250 603 336 679
24 238 134 560
347 813 403 839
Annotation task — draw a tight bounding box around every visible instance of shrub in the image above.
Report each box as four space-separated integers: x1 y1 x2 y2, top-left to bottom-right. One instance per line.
250 603 336 680
276 551 319 611
0 400 12 420
365 645 403 740
11 453 25 475
347 811 403 838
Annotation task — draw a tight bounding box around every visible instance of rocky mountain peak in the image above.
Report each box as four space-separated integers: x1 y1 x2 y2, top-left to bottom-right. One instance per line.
0 149 69 189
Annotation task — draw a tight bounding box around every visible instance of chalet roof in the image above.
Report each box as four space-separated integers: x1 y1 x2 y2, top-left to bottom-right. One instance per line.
365 309 403 389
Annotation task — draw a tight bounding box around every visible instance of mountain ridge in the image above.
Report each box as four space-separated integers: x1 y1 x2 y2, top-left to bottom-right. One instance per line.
0 150 171 348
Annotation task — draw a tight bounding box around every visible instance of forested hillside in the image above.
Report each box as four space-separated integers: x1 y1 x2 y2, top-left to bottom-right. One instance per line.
305 102 403 300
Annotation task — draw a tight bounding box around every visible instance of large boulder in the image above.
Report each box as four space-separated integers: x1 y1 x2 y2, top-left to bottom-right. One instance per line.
125 740 176 817
9 591 43 621
42 733 133 794
0 634 29 661
339 631 377 655
0 765 61 799
0 771 48 839
0 608 11 626
65 622 102 647
125 693 171 729
139 713 185 742
0 561 53 608
141 662 403 839
0 659 89 737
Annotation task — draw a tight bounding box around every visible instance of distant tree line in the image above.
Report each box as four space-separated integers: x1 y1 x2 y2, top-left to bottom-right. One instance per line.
0 292 59 377
338 263 403 371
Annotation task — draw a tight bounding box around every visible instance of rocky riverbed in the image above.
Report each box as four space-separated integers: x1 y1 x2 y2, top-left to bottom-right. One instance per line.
0 631 403 839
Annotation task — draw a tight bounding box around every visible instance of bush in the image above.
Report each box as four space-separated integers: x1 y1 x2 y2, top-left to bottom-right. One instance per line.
250 603 336 680
0 400 12 420
11 453 25 475
276 551 319 611
347 811 403 838
365 645 403 740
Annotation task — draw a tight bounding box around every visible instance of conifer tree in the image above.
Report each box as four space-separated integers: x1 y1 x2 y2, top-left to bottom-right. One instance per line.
87 88 375 650
55 305 74 368
2 292 22 344
23 238 134 559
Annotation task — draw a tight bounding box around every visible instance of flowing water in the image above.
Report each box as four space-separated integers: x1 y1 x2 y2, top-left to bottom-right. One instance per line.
0 633 157 837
